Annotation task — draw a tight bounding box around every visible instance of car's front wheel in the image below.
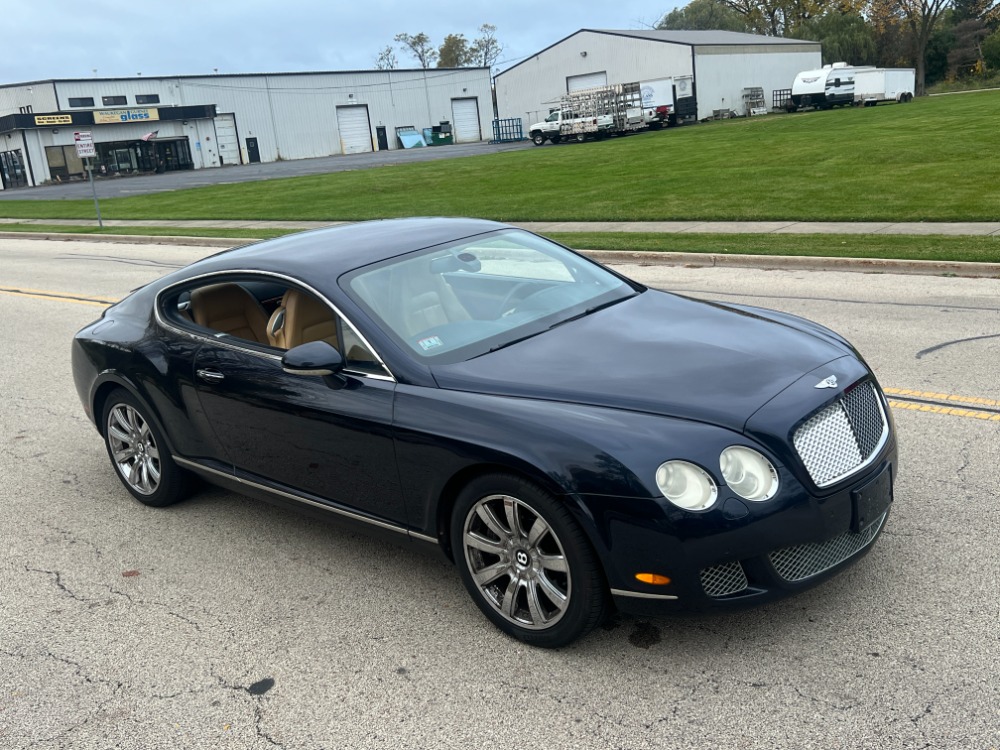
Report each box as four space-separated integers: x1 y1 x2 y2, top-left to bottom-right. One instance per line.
531 132 546 146
452 474 609 648
101 389 192 507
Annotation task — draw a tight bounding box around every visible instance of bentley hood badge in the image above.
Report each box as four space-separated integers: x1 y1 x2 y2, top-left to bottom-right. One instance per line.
815 375 839 389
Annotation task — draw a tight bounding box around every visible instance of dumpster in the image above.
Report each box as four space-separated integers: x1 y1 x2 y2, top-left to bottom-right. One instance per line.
426 122 453 146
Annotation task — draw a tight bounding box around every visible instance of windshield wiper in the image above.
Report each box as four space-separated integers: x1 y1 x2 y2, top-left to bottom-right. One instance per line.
480 292 638 356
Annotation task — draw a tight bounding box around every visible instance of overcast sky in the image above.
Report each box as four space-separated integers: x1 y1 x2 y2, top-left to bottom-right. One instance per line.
5 0 679 83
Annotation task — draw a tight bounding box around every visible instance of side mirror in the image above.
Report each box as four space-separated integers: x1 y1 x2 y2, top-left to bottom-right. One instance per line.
281 341 344 376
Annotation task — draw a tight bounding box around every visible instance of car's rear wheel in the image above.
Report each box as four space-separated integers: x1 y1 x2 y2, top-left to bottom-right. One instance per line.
101 389 191 507
452 474 608 648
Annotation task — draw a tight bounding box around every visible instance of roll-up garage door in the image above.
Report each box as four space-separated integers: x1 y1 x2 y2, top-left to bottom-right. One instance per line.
336 105 373 155
450 98 481 143
567 71 608 92
213 113 240 165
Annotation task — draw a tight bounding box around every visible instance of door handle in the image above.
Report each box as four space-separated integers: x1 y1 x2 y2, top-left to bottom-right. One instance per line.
196 369 225 383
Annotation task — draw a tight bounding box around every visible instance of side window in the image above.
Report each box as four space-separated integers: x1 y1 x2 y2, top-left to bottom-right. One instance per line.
167 281 272 346
163 279 390 377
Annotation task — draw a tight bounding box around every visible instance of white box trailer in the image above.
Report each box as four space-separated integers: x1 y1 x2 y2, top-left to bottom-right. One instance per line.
853 68 916 106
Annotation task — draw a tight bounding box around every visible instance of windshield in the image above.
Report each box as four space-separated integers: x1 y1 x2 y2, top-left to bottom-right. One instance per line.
342 229 639 364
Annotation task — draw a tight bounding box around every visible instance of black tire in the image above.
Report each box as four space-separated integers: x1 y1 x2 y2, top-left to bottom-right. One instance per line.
451 473 609 648
101 388 192 507
531 132 546 146
550 135 561 144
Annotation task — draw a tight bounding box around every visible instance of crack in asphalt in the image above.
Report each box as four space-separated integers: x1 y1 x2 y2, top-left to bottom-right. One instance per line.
916 332 1000 359
794 686 857 711
679 288 1000 314
55 252 185 269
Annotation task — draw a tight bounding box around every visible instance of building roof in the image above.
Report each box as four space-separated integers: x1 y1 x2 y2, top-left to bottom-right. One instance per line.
0 67 488 92
497 28 819 78
590 29 819 46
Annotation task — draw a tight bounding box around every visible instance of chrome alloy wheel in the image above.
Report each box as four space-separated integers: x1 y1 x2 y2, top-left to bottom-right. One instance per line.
463 494 571 630
106 403 161 496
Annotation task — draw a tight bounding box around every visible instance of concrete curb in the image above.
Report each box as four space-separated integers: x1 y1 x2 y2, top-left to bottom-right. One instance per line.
3 231 999 278
0 231 246 248
582 249 1000 278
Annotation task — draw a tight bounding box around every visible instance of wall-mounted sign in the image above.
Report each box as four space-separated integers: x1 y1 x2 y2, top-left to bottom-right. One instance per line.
34 114 73 126
94 108 160 124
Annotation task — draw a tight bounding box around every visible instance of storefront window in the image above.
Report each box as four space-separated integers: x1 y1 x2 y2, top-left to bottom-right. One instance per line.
45 145 85 181
0 150 28 188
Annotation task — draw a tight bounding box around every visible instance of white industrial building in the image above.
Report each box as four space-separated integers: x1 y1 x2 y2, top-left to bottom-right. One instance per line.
496 29 821 127
0 68 492 189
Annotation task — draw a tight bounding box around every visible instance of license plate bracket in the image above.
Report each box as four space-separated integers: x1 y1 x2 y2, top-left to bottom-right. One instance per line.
851 466 893 533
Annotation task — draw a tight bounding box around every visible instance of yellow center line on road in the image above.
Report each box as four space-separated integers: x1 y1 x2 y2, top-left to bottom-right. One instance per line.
883 387 999 409
888 400 1000 422
0 286 118 308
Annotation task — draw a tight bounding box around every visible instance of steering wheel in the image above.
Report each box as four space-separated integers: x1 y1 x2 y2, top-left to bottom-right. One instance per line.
497 282 537 318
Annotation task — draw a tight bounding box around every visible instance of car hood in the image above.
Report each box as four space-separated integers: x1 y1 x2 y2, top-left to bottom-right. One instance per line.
430 290 853 432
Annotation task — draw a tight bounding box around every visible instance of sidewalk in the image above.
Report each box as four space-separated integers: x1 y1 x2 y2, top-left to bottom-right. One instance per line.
2 217 1000 235
3 218 999 278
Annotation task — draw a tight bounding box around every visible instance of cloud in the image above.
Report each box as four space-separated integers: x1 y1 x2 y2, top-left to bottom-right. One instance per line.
4 0 673 82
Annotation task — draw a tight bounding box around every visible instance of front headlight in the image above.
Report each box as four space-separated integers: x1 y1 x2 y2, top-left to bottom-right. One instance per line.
720 446 779 501
655 461 718 511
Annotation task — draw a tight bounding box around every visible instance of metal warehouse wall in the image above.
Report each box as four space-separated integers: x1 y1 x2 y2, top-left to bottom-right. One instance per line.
496 31 693 128
693 45 821 119
49 68 491 164
0 82 58 116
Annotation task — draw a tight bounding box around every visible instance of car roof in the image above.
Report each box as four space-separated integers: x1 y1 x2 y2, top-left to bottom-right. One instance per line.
186 217 511 283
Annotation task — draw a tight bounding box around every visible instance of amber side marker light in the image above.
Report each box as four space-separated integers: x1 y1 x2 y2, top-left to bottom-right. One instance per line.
635 573 671 585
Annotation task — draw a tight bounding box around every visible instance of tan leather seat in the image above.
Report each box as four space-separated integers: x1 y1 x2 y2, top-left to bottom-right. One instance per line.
386 262 470 338
190 283 269 344
268 289 339 350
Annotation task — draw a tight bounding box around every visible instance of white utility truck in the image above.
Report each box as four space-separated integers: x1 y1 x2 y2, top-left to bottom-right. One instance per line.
528 79 675 145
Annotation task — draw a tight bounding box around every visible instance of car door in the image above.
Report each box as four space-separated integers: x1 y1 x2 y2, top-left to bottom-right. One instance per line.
191 341 405 524
169 276 406 526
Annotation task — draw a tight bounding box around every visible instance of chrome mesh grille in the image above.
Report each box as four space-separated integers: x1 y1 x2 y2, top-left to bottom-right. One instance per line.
769 513 886 582
793 382 888 487
700 560 749 598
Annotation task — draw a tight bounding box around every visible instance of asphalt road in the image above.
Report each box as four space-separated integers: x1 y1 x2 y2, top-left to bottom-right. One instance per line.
0 141 534 202
2 237 998 749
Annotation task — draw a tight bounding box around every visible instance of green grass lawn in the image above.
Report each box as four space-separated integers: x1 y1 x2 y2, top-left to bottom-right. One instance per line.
3 223 997 264
0 90 996 223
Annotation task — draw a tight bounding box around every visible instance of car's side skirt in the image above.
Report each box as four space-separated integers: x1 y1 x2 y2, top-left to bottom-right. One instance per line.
173 455 439 544
609 588 679 601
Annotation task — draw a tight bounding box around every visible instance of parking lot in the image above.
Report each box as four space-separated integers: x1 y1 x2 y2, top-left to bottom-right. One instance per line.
2 236 998 749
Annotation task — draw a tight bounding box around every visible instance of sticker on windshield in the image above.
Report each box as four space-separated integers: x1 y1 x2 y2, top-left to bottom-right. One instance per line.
418 336 444 351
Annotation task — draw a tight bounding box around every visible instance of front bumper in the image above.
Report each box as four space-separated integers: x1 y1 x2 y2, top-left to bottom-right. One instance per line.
582 440 897 616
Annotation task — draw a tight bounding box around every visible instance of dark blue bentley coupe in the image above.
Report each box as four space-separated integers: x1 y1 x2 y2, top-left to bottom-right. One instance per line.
72 218 897 647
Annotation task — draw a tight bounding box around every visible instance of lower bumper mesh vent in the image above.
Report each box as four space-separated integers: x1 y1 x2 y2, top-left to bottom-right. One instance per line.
769 513 886 582
700 560 749 598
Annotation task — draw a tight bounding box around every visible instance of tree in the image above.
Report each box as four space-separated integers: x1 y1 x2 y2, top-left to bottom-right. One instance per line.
658 0 750 31
948 16 989 74
867 0 953 94
394 32 438 68
374 45 397 70
797 11 878 64
469 24 504 68
438 34 472 67
718 0 866 36
983 27 1000 66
